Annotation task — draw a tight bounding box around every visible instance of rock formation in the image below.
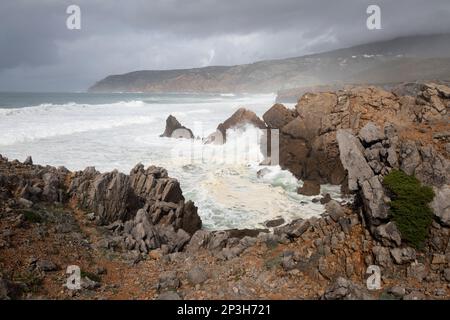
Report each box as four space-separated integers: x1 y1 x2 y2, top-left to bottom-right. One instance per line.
160 115 194 139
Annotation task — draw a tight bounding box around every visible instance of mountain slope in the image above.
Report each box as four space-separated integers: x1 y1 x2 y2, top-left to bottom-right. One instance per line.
89 34 450 93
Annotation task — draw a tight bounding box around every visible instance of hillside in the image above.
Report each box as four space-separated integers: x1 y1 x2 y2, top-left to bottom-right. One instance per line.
89 34 450 93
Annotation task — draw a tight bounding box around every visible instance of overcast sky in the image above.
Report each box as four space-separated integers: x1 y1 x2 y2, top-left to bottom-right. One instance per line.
0 0 449 91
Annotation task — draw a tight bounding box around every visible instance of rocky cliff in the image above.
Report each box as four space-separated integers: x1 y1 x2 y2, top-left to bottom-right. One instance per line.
89 34 450 93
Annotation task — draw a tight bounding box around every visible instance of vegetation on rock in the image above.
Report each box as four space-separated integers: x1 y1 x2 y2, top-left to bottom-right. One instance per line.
383 170 435 248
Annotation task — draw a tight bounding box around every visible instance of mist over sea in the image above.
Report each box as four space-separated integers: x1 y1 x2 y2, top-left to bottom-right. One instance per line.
0 92 343 230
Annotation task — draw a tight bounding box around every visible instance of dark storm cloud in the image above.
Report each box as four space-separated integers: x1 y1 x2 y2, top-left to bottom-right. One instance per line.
0 0 449 91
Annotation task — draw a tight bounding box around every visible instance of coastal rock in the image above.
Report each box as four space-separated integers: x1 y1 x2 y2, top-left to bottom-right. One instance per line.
321 277 373 300
390 247 416 264
187 266 208 285
325 200 345 222
400 141 450 187
336 129 374 191
160 115 194 139
23 156 33 165
373 222 402 247
262 103 296 129
372 246 392 268
157 271 180 291
358 122 385 146
217 108 266 140
274 219 310 240
407 262 428 282
360 176 389 224
297 180 320 196
70 169 131 224
431 185 450 226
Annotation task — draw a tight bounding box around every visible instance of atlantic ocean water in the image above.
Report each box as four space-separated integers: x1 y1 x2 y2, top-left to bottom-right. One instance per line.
0 92 343 230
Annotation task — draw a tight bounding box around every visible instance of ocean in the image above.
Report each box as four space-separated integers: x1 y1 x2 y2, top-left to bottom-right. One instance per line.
0 92 343 230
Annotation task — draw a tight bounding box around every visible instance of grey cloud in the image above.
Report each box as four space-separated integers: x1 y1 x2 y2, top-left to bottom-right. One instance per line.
0 0 449 91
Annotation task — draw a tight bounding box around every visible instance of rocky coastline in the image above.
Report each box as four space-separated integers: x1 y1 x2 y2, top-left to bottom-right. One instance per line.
1 82 449 300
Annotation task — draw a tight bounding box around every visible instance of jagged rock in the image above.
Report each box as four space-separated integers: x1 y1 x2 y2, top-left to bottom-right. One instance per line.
274 219 310 240
216 108 266 141
160 115 194 138
185 230 212 253
400 141 450 187
431 185 450 226
321 277 373 300
358 122 385 145
262 103 296 129
325 200 345 221
373 222 402 247
70 168 131 224
361 176 390 224
372 246 392 268
390 247 416 264
297 180 320 196
337 129 374 191
407 262 428 282
264 218 285 228
23 156 33 165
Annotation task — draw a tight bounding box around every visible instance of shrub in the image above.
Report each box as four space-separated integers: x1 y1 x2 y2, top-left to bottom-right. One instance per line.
23 210 42 223
383 170 435 249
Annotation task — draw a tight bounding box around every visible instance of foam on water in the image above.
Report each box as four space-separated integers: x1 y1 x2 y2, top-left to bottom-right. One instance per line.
0 93 345 230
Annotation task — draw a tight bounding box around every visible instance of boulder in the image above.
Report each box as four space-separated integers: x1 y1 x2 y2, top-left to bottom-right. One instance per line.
431 185 450 226
400 141 450 187
187 266 208 285
361 175 389 224
216 108 266 141
372 246 392 268
373 222 402 247
70 169 132 224
325 200 345 221
160 115 194 139
262 103 296 129
336 129 374 191
321 277 373 300
390 247 416 264
297 180 320 196
23 156 33 165
358 122 385 146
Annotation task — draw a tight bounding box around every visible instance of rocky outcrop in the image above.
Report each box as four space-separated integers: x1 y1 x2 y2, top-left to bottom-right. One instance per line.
336 129 374 191
400 141 450 187
335 120 450 247
262 104 296 129
431 185 450 226
276 82 449 185
321 277 373 300
69 164 201 240
297 180 320 196
210 108 266 143
69 168 132 224
160 115 194 139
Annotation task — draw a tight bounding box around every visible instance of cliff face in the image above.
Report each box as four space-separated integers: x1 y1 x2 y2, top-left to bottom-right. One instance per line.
89 34 450 93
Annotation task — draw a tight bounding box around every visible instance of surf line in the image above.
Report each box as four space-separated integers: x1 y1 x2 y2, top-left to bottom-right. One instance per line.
177 304 212 318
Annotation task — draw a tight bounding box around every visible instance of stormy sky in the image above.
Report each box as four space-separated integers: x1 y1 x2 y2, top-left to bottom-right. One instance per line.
0 0 449 92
